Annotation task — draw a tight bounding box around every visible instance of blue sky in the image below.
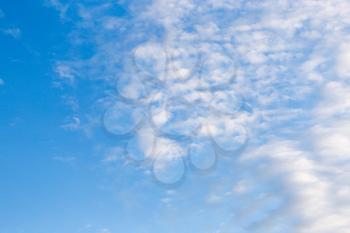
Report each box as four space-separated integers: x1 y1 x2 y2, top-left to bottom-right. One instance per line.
1 1 350 233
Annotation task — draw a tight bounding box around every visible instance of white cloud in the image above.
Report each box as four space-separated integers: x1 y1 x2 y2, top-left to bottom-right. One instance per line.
45 0 69 20
244 138 350 233
54 63 76 86
310 120 350 162
232 179 251 194
53 0 350 231
0 78 4 86
61 116 80 131
153 137 186 161
336 43 350 79
314 81 350 119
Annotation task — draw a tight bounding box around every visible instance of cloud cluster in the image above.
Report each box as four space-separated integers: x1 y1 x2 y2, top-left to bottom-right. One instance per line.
53 0 350 231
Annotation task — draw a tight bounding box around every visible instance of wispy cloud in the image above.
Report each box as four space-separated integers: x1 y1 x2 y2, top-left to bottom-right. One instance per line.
51 0 350 231
60 116 81 131
45 0 69 20
2 27 21 39
0 8 22 39
53 63 76 87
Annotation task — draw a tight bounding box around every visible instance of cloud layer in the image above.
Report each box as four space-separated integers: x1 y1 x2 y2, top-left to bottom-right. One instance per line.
53 0 350 232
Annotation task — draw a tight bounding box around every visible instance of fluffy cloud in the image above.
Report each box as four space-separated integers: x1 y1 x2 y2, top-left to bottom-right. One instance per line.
336 43 350 79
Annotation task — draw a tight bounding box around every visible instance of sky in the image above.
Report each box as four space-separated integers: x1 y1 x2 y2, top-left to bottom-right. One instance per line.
1 0 350 233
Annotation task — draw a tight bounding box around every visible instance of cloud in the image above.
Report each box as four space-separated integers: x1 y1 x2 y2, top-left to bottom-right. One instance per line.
310 120 350 162
0 78 4 86
0 9 21 39
60 116 80 131
244 135 350 233
45 0 69 20
336 43 350 79
98 229 111 233
314 81 350 120
52 0 350 231
53 63 76 86
102 147 124 163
